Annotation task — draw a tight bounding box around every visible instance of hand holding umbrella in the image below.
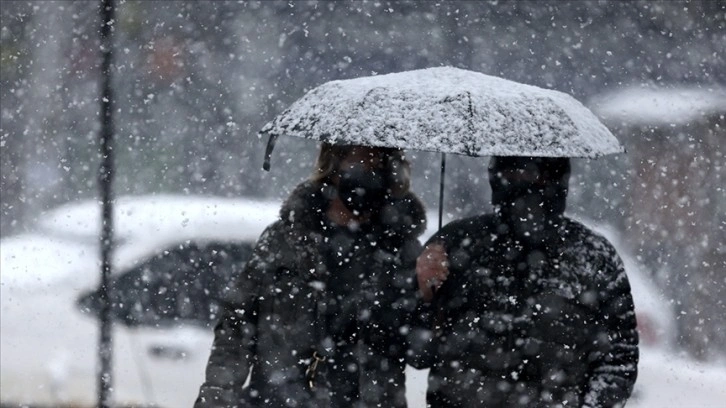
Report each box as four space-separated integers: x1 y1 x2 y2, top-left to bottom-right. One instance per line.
416 243 449 302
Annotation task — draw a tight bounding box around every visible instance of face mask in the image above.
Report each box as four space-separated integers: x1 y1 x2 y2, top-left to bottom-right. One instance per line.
488 157 570 245
492 181 567 244
337 165 389 215
492 181 568 219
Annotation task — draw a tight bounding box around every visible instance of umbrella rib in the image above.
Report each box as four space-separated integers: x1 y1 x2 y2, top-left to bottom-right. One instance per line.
465 91 476 155
438 153 446 230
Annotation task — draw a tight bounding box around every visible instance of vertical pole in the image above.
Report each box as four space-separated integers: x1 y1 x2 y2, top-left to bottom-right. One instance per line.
438 153 446 230
98 0 115 407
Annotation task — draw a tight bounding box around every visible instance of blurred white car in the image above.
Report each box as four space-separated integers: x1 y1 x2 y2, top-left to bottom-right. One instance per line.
588 222 677 350
581 223 725 406
1 195 279 407
2 198 724 407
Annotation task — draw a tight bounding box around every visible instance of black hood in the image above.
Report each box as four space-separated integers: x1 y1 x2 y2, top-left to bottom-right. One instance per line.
488 156 571 244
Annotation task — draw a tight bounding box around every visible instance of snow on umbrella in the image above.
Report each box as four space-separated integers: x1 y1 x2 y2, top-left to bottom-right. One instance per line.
260 66 623 162
260 66 623 226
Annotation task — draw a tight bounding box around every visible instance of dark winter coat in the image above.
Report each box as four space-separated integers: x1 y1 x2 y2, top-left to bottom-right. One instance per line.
195 181 426 408
408 215 639 408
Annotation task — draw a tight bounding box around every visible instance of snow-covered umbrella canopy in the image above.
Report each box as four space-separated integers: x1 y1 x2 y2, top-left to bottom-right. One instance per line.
260 66 623 163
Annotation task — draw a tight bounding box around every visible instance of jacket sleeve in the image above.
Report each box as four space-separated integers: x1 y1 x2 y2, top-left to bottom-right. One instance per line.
406 235 444 370
406 221 468 369
194 226 277 408
358 240 416 408
361 236 422 354
582 247 639 408
405 224 460 370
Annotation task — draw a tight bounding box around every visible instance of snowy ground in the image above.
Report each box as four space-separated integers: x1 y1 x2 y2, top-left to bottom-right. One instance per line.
626 349 726 408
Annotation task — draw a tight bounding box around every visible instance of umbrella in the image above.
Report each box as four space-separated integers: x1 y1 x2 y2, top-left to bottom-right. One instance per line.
260 66 623 227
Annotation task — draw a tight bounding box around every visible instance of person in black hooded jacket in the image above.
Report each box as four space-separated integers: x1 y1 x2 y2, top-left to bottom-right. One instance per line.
195 143 426 408
408 156 639 408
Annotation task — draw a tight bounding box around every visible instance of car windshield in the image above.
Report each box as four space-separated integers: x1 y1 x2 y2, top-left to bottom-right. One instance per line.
76 241 253 328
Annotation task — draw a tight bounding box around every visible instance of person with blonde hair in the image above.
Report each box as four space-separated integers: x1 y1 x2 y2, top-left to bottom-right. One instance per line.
196 143 426 407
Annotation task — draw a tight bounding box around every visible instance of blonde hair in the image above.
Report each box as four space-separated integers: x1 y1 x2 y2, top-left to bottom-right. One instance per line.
311 143 411 197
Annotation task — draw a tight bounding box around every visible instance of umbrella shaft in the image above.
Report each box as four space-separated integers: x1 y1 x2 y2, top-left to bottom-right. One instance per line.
438 153 446 230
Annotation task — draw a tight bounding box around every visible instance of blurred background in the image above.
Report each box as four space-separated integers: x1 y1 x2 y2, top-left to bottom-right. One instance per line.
1 1 724 406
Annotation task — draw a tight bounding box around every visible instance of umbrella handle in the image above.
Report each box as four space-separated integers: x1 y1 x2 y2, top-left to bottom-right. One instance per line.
262 134 279 171
438 153 446 230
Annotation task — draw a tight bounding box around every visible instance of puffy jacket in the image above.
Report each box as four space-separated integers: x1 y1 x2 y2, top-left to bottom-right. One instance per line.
408 214 639 408
196 181 426 407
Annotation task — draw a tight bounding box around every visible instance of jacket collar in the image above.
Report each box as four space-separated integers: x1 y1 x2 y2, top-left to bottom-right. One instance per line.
279 180 427 239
